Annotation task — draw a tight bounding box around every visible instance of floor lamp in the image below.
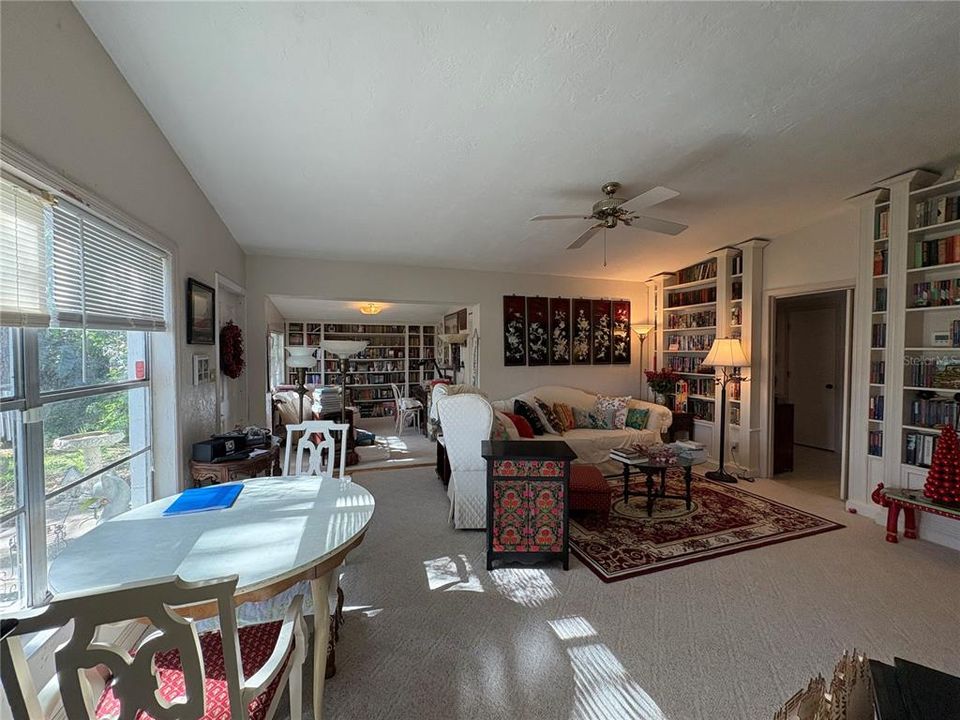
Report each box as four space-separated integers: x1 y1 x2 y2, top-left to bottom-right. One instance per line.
700 337 748 484
285 346 318 423
631 324 655 400
319 339 369 466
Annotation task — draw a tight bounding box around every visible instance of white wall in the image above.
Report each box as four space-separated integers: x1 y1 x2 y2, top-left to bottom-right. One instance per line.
764 207 859 291
0 1 247 484
245 254 650 422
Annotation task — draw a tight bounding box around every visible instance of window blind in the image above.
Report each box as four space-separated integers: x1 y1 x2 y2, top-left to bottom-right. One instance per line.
0 177 51 327
52 202 168 332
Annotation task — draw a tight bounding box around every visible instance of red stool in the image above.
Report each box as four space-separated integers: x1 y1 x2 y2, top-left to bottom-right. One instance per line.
570 465 612 525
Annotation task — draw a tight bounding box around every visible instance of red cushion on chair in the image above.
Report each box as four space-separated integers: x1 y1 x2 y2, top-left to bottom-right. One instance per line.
95 621 291 720
570 465 608 493
503 413 535 439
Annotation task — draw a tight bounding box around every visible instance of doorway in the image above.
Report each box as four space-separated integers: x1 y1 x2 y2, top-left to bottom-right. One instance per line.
771 290 851 499
216 274 247 432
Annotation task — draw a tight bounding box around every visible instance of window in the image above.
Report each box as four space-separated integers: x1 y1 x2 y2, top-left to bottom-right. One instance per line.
268 330 284 390
0 176 167 609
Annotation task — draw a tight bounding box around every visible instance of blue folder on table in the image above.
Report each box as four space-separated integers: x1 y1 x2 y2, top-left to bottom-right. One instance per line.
163 484 244 516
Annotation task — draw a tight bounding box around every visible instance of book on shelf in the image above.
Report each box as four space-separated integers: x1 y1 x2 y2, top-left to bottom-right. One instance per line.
873 247 888 276
909 396 959 429
877 208 890 239
867 430 883 457
914 193 960 228
731 280 743 300
667 286 717 308
666 333 713 351
676 259 717 285
912 235 960 268
868 394 884 420
874 287 887 312
869 360 885 384
666 310 716 329
730 254 744 276
871 322 887 348
904 432 938 467
909 279 960 307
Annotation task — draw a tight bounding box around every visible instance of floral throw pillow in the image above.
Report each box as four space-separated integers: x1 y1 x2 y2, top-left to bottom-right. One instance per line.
514 399 546 435
490 414 511 441
535 397 563 434
572 406 605 430
626 407 650 430
595 395 631 430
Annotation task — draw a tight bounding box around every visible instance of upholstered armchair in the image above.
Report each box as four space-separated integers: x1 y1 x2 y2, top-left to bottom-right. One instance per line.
436 393 493 529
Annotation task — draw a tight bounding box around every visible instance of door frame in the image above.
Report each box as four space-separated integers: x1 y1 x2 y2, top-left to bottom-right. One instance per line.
214 272 246 432
759 280 854 497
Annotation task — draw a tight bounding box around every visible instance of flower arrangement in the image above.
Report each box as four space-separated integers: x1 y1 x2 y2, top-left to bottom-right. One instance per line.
644 367 680 397
219 321 245 378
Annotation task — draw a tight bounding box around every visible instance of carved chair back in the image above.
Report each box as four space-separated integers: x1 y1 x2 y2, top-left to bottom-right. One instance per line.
283 420 350 478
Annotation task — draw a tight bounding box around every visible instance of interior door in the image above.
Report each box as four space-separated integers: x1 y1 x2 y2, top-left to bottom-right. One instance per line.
217 284 247 432
788 307 837 449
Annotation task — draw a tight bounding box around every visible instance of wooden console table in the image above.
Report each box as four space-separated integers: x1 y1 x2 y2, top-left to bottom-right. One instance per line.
871 483 960 543
190 445 281 487
481 440 576 571
668 412 694 442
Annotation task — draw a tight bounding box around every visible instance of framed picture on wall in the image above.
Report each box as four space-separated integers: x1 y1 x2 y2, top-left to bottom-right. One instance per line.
444 312 460 334
591 299 612 363
187 278 215 345
549 297 571 365
503 295 527 366
457 308 468 332
572 298 592 365
526 296 549 366
612 300 631 364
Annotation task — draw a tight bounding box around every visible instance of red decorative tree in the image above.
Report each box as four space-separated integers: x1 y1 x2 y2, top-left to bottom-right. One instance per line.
923 424 960 505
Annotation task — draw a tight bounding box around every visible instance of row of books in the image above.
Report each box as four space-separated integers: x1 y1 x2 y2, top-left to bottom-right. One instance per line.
906 359 946 388
677 259 717 285
910 235 960 268
730 254 744 276
952 319 960 347
910 279 960 307
908 397 960 430
666 310 716 329
667 287 717 308
731 280 743 300
873 248 889 276
325 323 410 333
874 287 888 312
876 208 890 239
687 398 715 422
868 430 883 457
729 382 741 401
685 377 715 397
870 360 886 384
904 432 939 467
666 334 714 351
871 322 887 349
668 356 711 374
913 193 960 229
610 447 647 464
324 360 405 372
729 405 741 426
868 394 884 420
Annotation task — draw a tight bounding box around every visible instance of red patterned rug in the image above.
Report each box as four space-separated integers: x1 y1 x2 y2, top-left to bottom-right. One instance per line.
569 469 843 582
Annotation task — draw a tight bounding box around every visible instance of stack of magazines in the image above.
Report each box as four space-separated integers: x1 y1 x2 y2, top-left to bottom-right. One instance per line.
312 386 343 415
610 447 647 464
668 440 708 462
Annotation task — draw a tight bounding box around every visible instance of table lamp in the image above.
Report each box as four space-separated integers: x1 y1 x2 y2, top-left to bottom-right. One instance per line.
631 324 655 399
320 339 369 466
285 346 318 423
700 337 749 484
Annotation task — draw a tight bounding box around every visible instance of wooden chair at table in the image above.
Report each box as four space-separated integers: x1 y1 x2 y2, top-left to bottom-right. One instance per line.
0 575 308 720
281 420 351 676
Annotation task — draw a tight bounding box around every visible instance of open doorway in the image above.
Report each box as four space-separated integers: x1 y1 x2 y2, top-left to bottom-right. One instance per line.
771 289 852 499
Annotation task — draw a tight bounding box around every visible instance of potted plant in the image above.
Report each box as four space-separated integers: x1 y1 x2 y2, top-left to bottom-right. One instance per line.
644 368 680 407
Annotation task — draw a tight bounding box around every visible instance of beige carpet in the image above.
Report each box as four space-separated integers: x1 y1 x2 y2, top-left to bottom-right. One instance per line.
352 416 436 472
278 466 959 720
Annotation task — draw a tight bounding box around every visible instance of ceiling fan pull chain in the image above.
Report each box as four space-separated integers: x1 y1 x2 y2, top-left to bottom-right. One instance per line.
603 227 608 267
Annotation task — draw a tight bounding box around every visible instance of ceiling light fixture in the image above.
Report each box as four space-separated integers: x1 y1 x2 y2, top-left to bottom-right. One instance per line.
359 303 383 315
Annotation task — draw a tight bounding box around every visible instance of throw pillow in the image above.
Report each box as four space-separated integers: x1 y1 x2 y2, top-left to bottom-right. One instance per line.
495 410 521 440
572 406 604 430
534 397 564 434
595 394 631 430
513 400 546 435
503 412 535 438
626 407 650 430
490 413 511 441
553 402 574 432
593 409 614 430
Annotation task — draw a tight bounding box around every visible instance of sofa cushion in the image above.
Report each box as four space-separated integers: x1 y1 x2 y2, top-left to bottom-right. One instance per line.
504 412 535 438
596 394 631 430
572 406 599 429
534 397 564 434
626 407 650 430
494 410 521 440
490 413 511 441
514 399 546 435
553 402 574 432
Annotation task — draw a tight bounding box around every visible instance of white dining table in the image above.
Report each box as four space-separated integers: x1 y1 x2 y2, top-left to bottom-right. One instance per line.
48 475 375 720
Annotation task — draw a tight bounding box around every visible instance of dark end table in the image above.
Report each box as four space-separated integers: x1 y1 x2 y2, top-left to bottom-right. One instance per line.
612 454 698 517
668 412 695 442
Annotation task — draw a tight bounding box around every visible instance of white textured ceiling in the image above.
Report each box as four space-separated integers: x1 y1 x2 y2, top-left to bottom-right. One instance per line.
77 2 960 280
269 296 457 324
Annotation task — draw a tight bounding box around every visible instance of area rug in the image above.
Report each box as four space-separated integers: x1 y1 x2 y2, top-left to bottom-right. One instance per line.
569 469 844 582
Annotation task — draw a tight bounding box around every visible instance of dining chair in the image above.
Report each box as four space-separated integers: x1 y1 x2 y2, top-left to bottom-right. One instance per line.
0 575 307 720
283 420 351 478
390 383 422 436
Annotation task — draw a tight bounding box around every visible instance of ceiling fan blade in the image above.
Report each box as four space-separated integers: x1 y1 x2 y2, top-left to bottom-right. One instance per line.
619 186 680 212
567 225 603 250
627 214 688 236
530 214 589 221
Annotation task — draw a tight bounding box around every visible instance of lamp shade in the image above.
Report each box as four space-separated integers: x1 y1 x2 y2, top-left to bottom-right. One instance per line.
286 346 318 369
631 324 655 338
701 337 748 369
319 339 369 357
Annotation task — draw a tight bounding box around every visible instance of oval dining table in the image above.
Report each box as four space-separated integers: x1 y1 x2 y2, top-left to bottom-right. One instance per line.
48 475 376 720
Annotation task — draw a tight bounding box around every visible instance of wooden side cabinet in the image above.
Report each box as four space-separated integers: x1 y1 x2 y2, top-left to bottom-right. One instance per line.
481 440 576 571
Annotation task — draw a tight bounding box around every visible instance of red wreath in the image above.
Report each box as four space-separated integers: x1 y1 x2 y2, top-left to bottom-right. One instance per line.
220 321 245 379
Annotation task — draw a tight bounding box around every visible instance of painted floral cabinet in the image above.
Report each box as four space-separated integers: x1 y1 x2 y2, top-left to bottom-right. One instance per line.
481 440 576 571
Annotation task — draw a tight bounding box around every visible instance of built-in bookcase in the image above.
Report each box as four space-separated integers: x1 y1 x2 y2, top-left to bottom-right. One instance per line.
648 239 766 471
284 322 436 417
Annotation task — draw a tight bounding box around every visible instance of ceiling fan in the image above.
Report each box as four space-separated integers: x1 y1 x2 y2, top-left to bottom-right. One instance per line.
531 181 688 250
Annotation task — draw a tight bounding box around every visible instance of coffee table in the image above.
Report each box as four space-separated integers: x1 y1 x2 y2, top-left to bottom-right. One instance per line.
610 453 699 517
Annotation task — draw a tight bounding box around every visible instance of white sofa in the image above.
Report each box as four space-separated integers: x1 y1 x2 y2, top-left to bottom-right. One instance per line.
491 385 672 465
